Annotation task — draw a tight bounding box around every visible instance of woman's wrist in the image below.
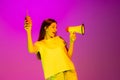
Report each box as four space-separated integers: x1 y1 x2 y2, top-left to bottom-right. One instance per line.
26 30 32 35
70 38 75 43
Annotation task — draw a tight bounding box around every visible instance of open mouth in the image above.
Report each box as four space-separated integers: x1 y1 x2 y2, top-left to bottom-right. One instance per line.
52 32 57 37
52 32 56 34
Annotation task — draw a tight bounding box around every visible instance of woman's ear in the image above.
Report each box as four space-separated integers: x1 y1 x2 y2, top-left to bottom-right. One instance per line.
44 26 47 31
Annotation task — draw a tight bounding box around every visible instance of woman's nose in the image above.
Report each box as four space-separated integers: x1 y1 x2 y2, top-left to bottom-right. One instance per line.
54 28 57 32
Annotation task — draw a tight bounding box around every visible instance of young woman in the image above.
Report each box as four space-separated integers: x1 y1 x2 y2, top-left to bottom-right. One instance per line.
24 16 78 80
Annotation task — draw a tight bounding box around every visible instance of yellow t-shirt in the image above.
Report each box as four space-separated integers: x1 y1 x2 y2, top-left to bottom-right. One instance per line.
34 36 75 79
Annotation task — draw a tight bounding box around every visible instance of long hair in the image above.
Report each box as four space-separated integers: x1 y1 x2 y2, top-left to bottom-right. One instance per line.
37 18 57 60
38 18 57 41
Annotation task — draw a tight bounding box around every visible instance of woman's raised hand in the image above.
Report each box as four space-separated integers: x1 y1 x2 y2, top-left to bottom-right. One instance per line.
24 16 32 32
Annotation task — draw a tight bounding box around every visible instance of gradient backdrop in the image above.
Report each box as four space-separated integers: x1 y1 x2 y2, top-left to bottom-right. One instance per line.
0 0 120 80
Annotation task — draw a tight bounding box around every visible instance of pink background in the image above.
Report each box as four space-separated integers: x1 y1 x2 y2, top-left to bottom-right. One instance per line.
0 0 120 80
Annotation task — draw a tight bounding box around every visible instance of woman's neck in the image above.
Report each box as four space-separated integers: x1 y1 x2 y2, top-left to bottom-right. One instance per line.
44 35 54 40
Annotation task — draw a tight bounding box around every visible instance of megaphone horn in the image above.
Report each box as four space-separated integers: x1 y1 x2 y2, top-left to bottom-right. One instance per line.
66 24 85 35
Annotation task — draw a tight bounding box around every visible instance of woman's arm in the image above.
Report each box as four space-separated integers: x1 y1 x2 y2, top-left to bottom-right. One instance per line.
26 30 35 53
24 16 35 53
67 33 76 58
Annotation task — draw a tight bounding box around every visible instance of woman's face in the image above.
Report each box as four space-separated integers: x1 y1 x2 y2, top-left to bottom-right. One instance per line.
45 22 57 38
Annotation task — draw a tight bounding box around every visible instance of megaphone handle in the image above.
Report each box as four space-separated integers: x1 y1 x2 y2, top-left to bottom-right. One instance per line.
70 32 76 43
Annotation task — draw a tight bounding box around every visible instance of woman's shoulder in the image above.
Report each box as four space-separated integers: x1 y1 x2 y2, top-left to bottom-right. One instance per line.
57 36 67 46
57 36 65 41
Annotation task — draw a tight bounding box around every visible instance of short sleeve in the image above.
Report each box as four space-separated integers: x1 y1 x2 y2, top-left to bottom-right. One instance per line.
34 41 40 54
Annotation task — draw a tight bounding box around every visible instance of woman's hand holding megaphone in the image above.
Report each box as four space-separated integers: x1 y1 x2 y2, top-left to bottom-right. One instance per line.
70 32 76 43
